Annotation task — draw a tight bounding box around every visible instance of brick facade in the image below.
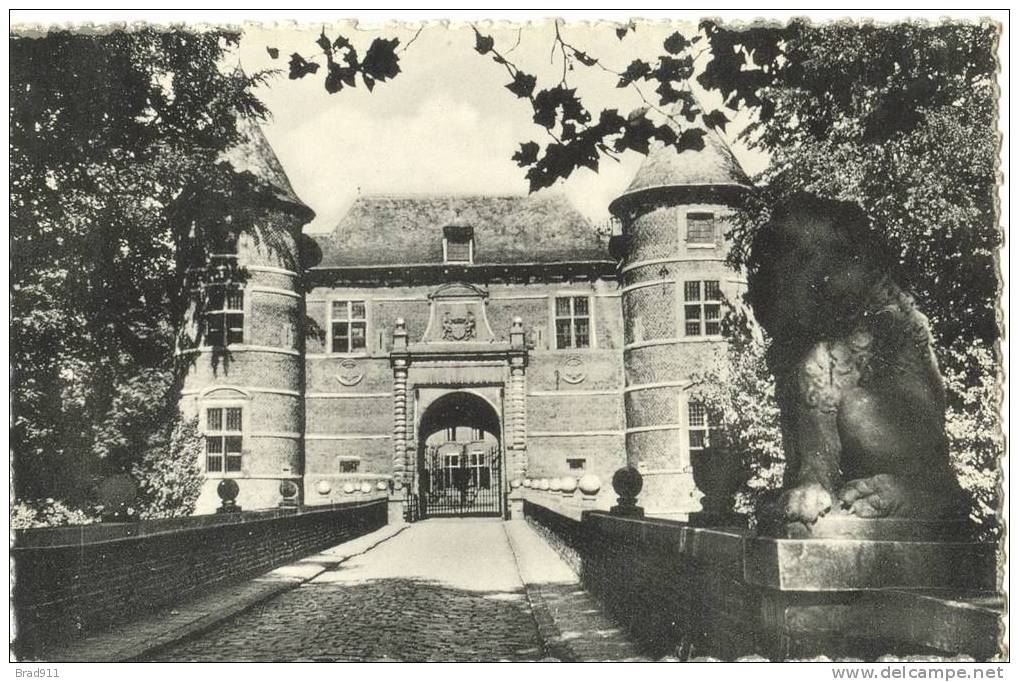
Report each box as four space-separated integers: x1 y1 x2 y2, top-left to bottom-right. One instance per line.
523 498 1001 660
178 120 756 519
613 199 747 515
11 500 387 656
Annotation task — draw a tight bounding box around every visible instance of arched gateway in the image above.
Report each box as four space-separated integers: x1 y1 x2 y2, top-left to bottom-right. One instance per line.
417 391 502 517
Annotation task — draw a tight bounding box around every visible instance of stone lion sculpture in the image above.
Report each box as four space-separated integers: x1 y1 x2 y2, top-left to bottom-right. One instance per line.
747 193 965 524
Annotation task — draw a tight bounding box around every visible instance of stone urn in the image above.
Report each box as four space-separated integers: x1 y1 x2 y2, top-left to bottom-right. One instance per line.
690 448 746 522
279 479 299 508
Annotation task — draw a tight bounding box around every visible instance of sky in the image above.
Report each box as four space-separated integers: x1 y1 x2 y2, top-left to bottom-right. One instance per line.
235 20 770 233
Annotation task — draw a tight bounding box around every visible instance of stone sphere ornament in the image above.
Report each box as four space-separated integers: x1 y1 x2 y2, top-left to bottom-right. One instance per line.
279 480 299 499
524 479 533 488
610 466 645 518
561 477 578 494
578 474 602 496
316 480 332 496
360 482 373 494
377 480 388 491
538 478 550 491
278 479 299 508
510 479 521 489
217 478 242 514
342 482 356 494
550 478 563 492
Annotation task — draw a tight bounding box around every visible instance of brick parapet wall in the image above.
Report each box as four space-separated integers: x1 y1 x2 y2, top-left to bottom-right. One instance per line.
524 500 1002 661
12 500 387 656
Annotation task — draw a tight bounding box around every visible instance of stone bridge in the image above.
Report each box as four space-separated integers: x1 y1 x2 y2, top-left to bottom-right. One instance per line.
11 490 1003 662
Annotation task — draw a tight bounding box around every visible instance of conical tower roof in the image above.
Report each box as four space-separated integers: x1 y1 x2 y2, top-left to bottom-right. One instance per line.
221 114 315 223
609 119 751 216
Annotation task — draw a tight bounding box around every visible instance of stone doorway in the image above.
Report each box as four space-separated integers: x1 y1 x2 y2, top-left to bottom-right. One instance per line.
416 391 503 518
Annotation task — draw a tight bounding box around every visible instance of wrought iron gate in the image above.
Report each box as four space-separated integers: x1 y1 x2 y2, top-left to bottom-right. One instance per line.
418 443 502 517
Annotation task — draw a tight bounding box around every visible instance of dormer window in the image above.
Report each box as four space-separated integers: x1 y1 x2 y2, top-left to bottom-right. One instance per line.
443 225 474 264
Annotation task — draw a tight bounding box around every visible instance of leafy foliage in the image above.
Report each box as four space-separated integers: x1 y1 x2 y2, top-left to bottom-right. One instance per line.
691 21 1002 527
690 309 785 514
471 23 722 192
940 340 1003 536
11 498 96 530
132 415 205 519
273 30 402 93
697 20 1001 347
10 29 269 511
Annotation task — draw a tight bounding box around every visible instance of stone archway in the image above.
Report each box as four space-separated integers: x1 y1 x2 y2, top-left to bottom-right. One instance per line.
417 391 503 518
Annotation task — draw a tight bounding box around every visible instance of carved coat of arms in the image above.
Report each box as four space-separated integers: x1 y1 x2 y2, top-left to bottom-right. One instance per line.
441 310 476 341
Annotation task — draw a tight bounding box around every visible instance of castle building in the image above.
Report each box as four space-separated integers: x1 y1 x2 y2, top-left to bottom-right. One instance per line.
180 120 750 519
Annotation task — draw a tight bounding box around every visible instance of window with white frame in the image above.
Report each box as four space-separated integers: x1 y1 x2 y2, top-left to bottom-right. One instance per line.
442 452 460 488
467 450 491 489
443 225 474 264
554 295 591 349
331 300 367 353
204 286 244 346
683 281 722 336
687 400 715 451
686 212 716 244
206 406 243 473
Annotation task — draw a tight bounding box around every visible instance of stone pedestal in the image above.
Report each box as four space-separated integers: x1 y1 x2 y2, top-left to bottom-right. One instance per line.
388 489 409 525
508 490 524 519
687 510 747 529
746 516 1000 660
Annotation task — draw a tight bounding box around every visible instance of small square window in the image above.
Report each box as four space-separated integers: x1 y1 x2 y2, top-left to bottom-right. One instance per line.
443 225 475 264
567 458 587 471
446 238 471 263
686 212 715 244
340 459 360 473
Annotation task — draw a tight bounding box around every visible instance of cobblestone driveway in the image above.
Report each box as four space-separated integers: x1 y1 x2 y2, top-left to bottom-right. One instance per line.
151 519 545 662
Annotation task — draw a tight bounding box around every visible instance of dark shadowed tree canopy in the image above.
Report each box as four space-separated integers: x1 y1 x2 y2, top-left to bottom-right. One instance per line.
10 29 269 508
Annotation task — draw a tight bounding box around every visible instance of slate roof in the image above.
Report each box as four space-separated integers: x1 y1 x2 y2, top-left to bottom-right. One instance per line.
314 194 609 268
611 123 752 213
221 115 314 221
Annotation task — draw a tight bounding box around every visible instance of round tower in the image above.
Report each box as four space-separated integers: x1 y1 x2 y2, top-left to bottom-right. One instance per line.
608 128 751 518
179 116 315 514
